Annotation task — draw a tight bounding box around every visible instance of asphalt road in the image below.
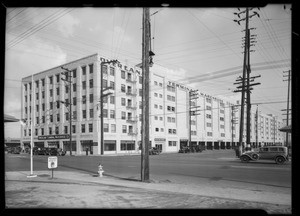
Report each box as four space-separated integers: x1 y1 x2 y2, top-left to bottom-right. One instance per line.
5 150 291 193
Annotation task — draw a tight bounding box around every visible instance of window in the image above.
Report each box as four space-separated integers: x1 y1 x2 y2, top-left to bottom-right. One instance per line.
220 109 225 114
206 98 211 103
121 84 126 92
89 94 93 103
82 95 86 104
73 97 77 106
89 79 93 88
103 109 108 118
72 125 76 133
65 85 69 93
42 116 45 123
206 106 211 110
36 117 39 124
121 111 126 119
154 116 158 120
154 81 158 85
42 79 45 86
103 96 108 103
64 126 68 134
50 102 53 109
159 83 163 87
56 74 60 83
82 110 86 119
160 117 163 121
220 117 224 121
173 129 176 134
127 99 132 107
66 113 69 121
49 76 53 84
206 122 212 127
159 94 162 98
159 105 163 110
50 89 53 97
103 79 108 88
73 111 77 120
102 65 108 74
154 93 158 97
104 123 109 132
206 114 212 119
154 104 158 109
139 76 142 84
49 127 52 135
57 114 60 122
89 109 94 118
41 128 44 135
73 69 77 78
220 125 225 129
36 93 39 100
82 81 86 90
155 128 159 132
167 85 175 92
121 98 126 106
122 125 127 133
111 124 116 133
82 66 86 75
110 95 115 104
121 70 125 79
110 81 115 90
73 83 76 92
110 67 115 76
127 73 132 81
110 110 115 119
127 86 132 94
89 124 93 133
221 133 225 137
81 124 85 133
168 141 177 146
207 132 213 136
56 87 60 95
89 64 93 73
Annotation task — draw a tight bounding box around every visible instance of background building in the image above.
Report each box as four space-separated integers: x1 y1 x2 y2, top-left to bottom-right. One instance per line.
21 53 285 155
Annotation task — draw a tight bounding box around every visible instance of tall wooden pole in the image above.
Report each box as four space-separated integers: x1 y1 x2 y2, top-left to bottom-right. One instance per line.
141 7 150 182
238 8 249 155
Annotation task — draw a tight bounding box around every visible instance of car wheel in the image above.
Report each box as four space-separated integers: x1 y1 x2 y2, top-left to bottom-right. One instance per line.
252 154 259 160
275 156 285 165
241 155 249 163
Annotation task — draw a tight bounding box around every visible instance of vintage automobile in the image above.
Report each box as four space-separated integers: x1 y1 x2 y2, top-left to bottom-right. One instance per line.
149 147 160 155
240 146 289 164
49 148 66 156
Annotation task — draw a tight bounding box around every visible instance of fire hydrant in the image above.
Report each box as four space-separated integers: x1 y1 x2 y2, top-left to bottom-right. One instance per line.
98 164 104 177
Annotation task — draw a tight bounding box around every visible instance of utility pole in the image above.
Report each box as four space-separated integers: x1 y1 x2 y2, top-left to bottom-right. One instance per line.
61 67 73 156
141 7 150 182
233 7 260 155
255 105 258 148
283 70 291 147
27 74 37 178
231 105 238 148
189 89 200 149
99 60 118 155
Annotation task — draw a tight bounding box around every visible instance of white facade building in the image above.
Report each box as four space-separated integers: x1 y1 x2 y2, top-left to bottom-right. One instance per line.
21 53 285 155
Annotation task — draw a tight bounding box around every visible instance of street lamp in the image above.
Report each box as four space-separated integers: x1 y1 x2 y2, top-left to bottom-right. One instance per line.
99 59 119 155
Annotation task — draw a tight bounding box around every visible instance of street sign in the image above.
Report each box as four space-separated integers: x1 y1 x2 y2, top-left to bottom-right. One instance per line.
38 135 70 140
48 157 58 169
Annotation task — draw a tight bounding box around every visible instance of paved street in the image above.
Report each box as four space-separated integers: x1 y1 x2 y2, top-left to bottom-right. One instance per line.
5 149 291 213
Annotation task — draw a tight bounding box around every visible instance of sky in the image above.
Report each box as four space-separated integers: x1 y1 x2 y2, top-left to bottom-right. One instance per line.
4 5 292 138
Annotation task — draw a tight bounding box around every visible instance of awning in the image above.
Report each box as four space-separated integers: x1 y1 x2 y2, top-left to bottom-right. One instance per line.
279 125 292 133
4 114 20 122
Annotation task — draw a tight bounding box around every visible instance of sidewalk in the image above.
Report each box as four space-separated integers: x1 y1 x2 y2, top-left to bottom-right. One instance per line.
5 170 291 213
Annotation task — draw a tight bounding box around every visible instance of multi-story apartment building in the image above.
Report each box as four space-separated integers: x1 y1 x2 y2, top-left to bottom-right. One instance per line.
21 53 285 155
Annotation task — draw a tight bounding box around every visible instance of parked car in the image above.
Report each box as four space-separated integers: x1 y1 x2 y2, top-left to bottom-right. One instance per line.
149 147 160 155
33 147 48 155
178 146 191 153
49 148 66 156
7 147 21 154
240 146 289 164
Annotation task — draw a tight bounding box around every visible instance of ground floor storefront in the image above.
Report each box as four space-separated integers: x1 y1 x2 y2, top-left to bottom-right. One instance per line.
20 137 284 155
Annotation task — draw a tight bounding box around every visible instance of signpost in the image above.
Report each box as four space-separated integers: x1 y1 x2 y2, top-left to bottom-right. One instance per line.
48 156 58 179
